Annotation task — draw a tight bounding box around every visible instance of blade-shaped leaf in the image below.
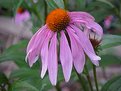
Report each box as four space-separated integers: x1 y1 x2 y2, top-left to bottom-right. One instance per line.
101 76 121 91
10 81 39 91
101 34 121 49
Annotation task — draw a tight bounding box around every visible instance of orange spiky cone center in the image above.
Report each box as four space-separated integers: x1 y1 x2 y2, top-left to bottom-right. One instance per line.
17 7 25 14
46 9 70 32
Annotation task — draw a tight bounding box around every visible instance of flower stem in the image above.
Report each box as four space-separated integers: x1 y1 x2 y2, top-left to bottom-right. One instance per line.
55 83 61 91
85 66 93 91
75 70 88 91
44 0 47 21
93 65 99 91
63 0 67 9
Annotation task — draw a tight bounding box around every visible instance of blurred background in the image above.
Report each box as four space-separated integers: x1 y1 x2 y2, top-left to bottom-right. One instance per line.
0 0 121 91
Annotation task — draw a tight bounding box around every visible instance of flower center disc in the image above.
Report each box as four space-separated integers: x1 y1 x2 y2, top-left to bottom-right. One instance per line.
46 9 70 32
17 7 25 14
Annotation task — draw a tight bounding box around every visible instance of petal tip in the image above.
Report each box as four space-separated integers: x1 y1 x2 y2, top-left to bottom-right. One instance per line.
40 74 44 79
65 78 70 82
51 80 57 86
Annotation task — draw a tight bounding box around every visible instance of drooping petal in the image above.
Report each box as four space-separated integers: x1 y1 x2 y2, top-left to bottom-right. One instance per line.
40 30 54 78
26 25 49 67
70 18 103 37
60 31 73 82
67 28 85 73
68 12 95 22
70 24 100 66
48 33 58 85
26 49 39 67
88 21 103 37
27 25 47 53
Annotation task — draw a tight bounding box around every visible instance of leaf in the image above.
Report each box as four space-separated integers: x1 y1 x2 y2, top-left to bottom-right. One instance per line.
100 54 121 67
101 76 121 91
46 0 64 9
10 68 53 91
0 72 8 85
90 9 112 22
0 40 28 67
10 81 39 91
101 34 121 49
10 68 39 80
0 0 18 8
45 0 59 9
53 0 64 9
86 1 113 22
97 0 115 8
75 0 86 10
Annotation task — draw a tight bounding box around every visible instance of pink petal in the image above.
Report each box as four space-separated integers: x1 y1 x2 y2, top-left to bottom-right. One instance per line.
26 49 39 67
27 25 47 53
88 21 103 37
67 28 85 73
15 10 30 24
60 31 73 82
40 31 54 78
70 18 103 37
26 25 49 67
48 33 58 85
68 12 95 21
70 25 100 66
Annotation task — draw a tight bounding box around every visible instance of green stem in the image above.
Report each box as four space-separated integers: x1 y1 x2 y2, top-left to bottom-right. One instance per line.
85 66 93 91
55 83 61 91
93 65 99 91
75 70 88 91
44 0 47 22
63 0 67 9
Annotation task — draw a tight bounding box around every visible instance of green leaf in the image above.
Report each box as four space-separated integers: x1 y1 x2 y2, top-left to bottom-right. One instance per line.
0 40 28 67
97 0 115 8
101 76 121 91
10 81 39 91
10 68 52 91
86 1 113 22
101 34 121 49
10 68 39 80
100 54 121 67
45 0 59 9
0 72 8 85
75 0 86 10
0 0 18 8
53 0 64 9
46 0 64 9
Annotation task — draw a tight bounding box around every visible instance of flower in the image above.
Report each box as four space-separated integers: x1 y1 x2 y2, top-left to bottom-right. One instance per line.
14 7 30 24
104 15 113 29
26 8 103 85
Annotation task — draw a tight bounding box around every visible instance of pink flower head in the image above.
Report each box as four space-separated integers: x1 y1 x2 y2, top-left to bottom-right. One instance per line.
15 7 30 24
26 9 103 85
104 15 113 29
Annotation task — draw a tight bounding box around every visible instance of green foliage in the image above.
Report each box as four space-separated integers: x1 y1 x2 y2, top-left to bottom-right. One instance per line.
45 0 64 9
0 72 8 85
0 40 28 67
0 0 121 91
101 34 121 49
100 54 121 67
10 81 39 91
76 0 86 11
86 1 113 22
101 76 121 91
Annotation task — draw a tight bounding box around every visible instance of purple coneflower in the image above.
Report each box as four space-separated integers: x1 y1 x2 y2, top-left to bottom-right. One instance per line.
26 8 103 85
104 15 113 29
15 7 30 24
